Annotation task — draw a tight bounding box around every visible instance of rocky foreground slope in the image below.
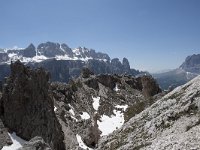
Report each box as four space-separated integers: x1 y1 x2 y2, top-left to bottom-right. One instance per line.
0 61 160 150
2 61 200 150
97 75 200 150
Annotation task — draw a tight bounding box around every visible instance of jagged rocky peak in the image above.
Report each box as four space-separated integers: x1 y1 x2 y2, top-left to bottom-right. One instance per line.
22 43 36 57
73 46 110 61
180 54 200 73
0 60 65 150
97 75 200 150
110 57 131 74
37 41 66 57
122 57 131 73
61 43 73 56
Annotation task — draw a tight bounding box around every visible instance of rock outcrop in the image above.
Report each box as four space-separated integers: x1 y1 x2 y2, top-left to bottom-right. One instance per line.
19 136 52 150
0 61 65 150
0 119 12 149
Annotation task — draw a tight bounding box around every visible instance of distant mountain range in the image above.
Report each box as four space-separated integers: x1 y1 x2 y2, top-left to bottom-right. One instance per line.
153 54 200 90
0 42 146 83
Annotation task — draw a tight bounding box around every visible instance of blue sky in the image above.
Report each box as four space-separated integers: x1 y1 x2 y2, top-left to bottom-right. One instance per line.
0 0 200 72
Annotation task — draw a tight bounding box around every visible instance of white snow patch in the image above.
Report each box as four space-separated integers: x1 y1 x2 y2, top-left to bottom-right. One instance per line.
69 108 75 116
2 132 26 150
60 44 65 52
80 112 90 120
113 84 120 92
54 106 57 112
69 104 78 121
32 55 48 62
55 55 72 60
92 96 100 111
76 134 93 150
97 105 128 136
72 48 81 55
8 53 17 58
115 104 128 111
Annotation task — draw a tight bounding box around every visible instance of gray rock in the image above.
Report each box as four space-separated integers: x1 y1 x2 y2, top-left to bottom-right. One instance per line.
37 42 66 57
0 119 12 149
19 136 51 150
1 61 65 150
81 68 94 78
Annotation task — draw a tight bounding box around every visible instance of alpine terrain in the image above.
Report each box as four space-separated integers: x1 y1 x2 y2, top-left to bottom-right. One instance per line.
153 54 200 90
0 43 200 150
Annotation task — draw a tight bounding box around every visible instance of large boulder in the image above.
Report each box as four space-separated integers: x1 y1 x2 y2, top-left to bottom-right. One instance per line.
0 61 65 150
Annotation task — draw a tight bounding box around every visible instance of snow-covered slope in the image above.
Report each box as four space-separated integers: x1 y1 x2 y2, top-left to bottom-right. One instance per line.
2 132 26 150
97 75 200 150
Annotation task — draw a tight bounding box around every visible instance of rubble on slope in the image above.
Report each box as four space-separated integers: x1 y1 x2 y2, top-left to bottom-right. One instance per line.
97 75 200 150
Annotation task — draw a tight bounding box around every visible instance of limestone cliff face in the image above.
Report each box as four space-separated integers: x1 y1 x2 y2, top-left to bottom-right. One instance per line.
0 61 65 150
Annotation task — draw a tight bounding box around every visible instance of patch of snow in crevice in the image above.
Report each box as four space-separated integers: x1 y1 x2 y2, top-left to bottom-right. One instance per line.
72 48 81 56
69 104 78 121
92 96 100 111
115 105 128 111
80 112 90 120
54 106 57 112
113 84 120 92
97 105 127 136
76 134 93 150
60 44 65 52
2 132 26 150
69 105 75 116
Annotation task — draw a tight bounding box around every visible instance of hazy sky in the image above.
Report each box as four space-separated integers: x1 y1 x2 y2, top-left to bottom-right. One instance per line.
0 0 200 72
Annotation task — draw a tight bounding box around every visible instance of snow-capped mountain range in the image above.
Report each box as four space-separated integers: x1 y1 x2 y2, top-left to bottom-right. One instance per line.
0 42 110 64
0 42 146 84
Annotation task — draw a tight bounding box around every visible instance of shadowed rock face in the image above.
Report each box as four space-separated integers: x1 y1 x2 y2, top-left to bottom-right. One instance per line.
0 61 65 150
37 42 66 57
